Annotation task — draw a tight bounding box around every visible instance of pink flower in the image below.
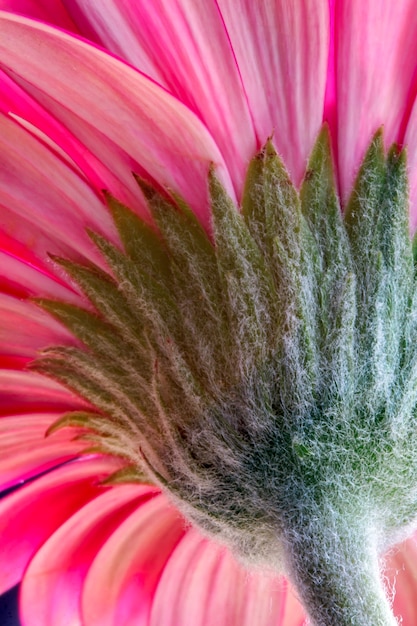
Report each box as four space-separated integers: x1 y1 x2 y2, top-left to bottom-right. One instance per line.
1 1 417 625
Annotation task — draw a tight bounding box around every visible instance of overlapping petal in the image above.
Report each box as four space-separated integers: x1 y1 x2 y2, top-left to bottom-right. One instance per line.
0 296 76 359
0 456 122 593
0 69 151 219
0 413 87 491
216 0 329 187
82 494 186 626
59 0 257 194
20 484 158 626
0 12 235 231
0 370 87 415
0 0 78 31
0 111 119 266
150 529 306 626
332 0 417 210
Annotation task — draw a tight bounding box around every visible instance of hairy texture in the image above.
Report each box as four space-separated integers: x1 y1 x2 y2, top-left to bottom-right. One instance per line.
34 128 417 625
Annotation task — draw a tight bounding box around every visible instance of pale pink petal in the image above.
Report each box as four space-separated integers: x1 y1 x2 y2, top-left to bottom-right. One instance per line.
0 70 148 218
217 0 329 187
151 529 305 626
60 0 257 195
82 494 186 626
387 534 417 625
0 0 79 32
0 13 235 230
0 248 82 302
61 0 169 85
0 413 87 490
241 576 306 626
0 455 122 593
0 111 119 266
0 413 61 440
0 370 87 415
0 295 76 358
0 229 77 294
20 484 159 626
333 0 417 202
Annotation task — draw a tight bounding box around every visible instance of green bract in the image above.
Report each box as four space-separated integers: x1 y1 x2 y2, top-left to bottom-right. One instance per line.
35 127 417 625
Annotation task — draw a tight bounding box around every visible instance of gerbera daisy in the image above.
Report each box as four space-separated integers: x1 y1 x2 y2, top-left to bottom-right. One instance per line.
1 2 417 625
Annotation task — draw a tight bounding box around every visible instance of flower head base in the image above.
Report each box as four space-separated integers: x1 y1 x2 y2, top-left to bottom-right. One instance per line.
33 125 417 625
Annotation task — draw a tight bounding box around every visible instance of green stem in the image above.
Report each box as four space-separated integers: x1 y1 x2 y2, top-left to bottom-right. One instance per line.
283 510 397 626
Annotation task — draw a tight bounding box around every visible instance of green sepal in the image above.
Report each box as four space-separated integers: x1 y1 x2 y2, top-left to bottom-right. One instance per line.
45 410 145 467
299 127 357 403
49 254 117 302
88 230 183 343
45 409 141 441
343 132 387 354
241 142 319 413
210 167 278 365
73 442 114 457
242 139 301 272
34 298 132 359
45 410 102 437
300 126 352 348
323 271 357 402
300 125 351 272
132 178 230 385
49 255 147 350
87 228 207 403
104 192 165 268
73 431 132 455
379 146 412 274
32 347 145 430
344 130 386 243
100 465 150 486
343 132 388 346
343 134 414 414
134 176 214 263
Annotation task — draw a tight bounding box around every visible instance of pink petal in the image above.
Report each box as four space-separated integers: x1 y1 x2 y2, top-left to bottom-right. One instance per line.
60 0 257 196
0 0 79 32
0 110 118 266
151 529 305 626
0 455 122 593
217 0 329 187
82 494 186 626
0 370 87 415
61 0 168 83
0 12 235 230
387 534 417 625
0 69 149 218
0 413 87 490
0 295 76 358
0 247 82 301
20 484 159 626
332 0 417 202
0 355 29 369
